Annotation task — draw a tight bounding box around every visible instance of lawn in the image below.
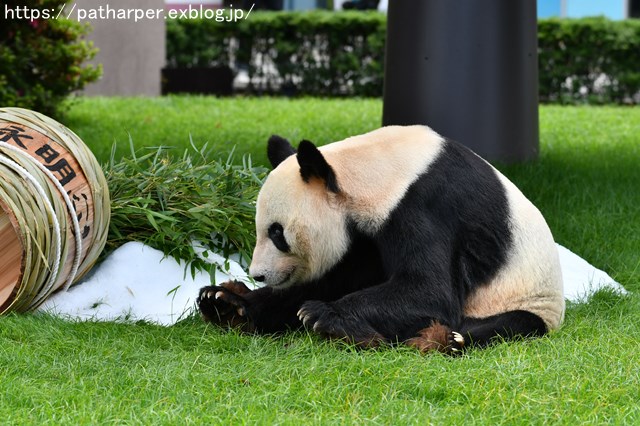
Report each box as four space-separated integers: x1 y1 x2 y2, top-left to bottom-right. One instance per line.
1 97 639 424
62 96 383 166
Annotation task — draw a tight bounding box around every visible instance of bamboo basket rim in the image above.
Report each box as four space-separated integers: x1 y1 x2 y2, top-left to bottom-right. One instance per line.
0 107 111 313
0 158 63 312
0 197 25 312
0 107 111 281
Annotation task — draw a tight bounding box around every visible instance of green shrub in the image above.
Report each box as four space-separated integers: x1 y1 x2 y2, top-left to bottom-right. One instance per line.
165 12 232 68
167 13 640 103
0 0 101 117
538 17 640 104
167 11 386 97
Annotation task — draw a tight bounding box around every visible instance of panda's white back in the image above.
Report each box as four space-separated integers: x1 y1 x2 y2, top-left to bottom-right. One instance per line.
319 125 445 233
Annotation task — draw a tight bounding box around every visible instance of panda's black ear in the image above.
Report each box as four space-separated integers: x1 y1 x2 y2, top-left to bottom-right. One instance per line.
267 135 296 168
296 140 340 193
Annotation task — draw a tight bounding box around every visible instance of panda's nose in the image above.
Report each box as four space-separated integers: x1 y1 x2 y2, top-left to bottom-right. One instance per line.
252 275 265 283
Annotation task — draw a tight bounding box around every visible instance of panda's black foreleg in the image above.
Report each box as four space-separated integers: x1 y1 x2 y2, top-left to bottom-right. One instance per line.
198 234 387 336
297 300 389 348
458 310 548 349
199 275 367 334
297 272 461 349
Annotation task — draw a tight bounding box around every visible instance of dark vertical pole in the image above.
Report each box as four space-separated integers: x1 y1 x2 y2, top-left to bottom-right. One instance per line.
382 0 539 162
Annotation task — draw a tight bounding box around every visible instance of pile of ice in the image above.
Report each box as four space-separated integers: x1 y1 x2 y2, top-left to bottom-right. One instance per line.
37 241 626 326
38 242 252 326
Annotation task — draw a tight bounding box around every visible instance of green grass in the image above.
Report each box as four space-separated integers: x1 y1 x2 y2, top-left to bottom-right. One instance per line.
502 106 640 287
62 96 383 166
2 294 639 424
1 98 639 424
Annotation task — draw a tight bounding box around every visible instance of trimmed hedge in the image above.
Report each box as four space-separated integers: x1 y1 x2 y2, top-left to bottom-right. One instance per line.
539 17 640 104
167 12 640 103
166 11 385 96
0 0 101 117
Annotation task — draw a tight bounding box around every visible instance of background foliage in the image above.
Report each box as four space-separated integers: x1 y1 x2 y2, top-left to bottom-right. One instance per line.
167 13 640 103
539 17 640 104
166 11 385 97
0 0 101 117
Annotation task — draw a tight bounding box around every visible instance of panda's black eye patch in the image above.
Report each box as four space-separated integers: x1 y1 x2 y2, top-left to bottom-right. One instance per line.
268 222 290 252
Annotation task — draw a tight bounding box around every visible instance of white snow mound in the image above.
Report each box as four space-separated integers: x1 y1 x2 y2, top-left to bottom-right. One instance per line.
38 241 251 326
556 244 626 302
37 242 626 326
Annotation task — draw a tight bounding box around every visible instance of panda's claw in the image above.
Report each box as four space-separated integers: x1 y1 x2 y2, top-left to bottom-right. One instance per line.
297 307 316 328
302 314 313 328
215 291 224 300
297 302 327 330
447 330 465 355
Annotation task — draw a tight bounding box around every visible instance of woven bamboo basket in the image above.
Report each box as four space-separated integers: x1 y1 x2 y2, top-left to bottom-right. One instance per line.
0 107 110 313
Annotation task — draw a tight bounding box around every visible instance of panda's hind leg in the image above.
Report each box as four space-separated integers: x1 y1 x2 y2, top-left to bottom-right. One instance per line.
459 310 547 349
407 310 547 354
405 321 466 354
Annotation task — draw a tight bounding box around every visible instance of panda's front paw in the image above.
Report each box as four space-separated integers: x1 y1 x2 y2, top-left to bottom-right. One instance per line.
197 281 255 331
297 300 332 331
297 300 385 347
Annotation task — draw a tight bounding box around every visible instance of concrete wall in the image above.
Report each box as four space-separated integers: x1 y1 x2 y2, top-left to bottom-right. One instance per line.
79 0 165 96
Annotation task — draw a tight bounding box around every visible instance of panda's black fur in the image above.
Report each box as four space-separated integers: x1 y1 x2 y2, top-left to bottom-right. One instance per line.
198 126 563 353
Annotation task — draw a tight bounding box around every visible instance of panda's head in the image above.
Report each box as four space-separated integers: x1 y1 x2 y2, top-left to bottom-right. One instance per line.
249 136 350 289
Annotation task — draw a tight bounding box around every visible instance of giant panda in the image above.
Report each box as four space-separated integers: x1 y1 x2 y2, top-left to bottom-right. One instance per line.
197 125 564 353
